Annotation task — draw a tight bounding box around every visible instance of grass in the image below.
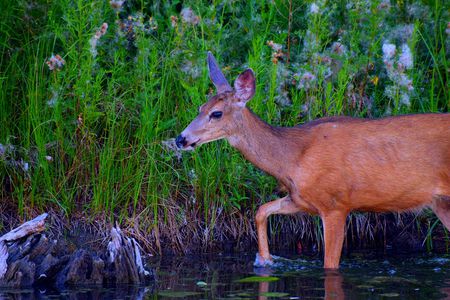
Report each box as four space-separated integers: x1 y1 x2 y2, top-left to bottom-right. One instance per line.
0 0 448 254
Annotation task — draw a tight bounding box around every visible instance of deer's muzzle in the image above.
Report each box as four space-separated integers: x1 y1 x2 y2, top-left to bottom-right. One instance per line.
175 135 187 148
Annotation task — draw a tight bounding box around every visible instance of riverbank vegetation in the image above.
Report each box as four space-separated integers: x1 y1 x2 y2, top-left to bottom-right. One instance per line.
0 0 448 254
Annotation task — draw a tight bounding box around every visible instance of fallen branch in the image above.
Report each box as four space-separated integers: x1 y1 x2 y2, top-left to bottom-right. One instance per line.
0 213 48 243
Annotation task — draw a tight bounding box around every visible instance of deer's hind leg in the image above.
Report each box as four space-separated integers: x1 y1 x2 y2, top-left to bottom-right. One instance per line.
322 210 348 269
432 195 450 230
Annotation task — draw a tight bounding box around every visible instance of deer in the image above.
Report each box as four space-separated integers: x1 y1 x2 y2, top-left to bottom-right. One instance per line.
175 52 450 269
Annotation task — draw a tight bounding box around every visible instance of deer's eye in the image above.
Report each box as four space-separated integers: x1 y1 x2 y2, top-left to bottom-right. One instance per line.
210 111 223 119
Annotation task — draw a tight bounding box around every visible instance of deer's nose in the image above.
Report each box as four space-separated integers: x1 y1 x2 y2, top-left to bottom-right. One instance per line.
175 135 187 148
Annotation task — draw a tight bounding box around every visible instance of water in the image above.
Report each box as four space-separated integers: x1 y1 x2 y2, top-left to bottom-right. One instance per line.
0 252 449 299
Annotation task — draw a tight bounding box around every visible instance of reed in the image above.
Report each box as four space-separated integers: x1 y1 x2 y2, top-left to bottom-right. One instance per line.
0 0 448 253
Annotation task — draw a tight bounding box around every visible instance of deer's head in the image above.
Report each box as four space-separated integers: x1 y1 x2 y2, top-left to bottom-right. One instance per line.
176 52 256 150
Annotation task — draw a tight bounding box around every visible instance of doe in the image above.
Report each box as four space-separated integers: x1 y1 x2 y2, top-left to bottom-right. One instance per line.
176 52 450 269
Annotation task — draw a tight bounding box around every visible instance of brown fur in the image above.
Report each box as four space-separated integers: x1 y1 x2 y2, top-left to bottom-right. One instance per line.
239 111 449 268
179 53 450 269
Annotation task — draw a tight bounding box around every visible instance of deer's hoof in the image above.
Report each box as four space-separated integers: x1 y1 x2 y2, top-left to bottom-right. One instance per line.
253 253 274 267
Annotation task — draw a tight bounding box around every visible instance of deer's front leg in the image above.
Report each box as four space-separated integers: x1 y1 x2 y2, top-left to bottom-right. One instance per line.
254 195 301 267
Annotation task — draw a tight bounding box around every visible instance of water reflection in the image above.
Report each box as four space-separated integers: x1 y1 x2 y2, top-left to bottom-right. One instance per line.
0 285 152 300
324 270 344 300
255 264 344 300
443 279 450 300
0 253 449 299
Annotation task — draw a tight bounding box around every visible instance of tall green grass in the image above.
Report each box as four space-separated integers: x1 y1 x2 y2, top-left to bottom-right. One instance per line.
0 0 448 253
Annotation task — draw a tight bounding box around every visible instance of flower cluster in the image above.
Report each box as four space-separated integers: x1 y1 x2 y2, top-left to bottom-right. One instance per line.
330 42 347 56
90 23 108 58
110 0 125 12
117 13 157 51
170 15 178 28
47 89 59 107
46 54 65 71
309 3 320 14
382 42 414 108
0 144 30 175
180 59 201 80
273 64 292 107
180 7 200 25
294 71 317 90
267 40 284 64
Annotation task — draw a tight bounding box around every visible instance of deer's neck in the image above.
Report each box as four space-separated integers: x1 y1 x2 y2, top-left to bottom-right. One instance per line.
227 108 301 181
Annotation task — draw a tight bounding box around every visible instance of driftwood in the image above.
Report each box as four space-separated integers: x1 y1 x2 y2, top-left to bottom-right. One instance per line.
0 214 154 288
0 213 48 243
106 227 151 284
0 213 48 279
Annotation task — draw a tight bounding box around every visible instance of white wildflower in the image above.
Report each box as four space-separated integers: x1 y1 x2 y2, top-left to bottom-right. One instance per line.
323 67 333 79
46 54 65 71
301 72 316 82
89 40 98 58
400 92 411 107
407 4 430 19
148 17 158 31
180 60 201 79
301 104 309 113
310 3 320 14
275 90 291 107
387 24 414 43
377 0 390 10
110 0 125 11
188 169 197 180
47 90 58 107
398 44 413 70
331 42 346 55
398 74 414 91
296 71 317 90
267 40 282 52
267 40 284 63
384 85 399 100
95 23 108 39
382 43 396 60
45 156 53 162
180 7 200 25
303 30 319 52
90 23 108 58
170 16 178 27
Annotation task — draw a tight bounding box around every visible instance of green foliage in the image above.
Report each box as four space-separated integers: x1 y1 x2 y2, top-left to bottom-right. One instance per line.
0 0 448 251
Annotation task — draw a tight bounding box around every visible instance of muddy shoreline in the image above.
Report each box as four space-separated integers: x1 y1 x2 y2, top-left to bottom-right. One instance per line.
0 207 448 258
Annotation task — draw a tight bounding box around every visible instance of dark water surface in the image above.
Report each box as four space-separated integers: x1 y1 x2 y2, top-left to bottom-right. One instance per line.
0 252 449 299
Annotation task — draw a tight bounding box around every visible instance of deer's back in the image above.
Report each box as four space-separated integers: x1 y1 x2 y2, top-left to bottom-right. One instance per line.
292 114 450 213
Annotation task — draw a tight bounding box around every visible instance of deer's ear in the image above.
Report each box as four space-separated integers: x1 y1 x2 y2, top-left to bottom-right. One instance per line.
234 69 255 104
207 52 232 94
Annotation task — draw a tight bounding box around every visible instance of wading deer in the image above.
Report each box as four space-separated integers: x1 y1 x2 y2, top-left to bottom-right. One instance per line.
176 52 450 269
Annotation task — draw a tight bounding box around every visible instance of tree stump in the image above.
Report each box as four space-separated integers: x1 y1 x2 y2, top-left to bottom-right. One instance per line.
0 214 154 288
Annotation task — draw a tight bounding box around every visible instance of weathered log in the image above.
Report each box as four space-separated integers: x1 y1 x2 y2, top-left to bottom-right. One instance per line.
0 213 48 243
0 214 154 288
